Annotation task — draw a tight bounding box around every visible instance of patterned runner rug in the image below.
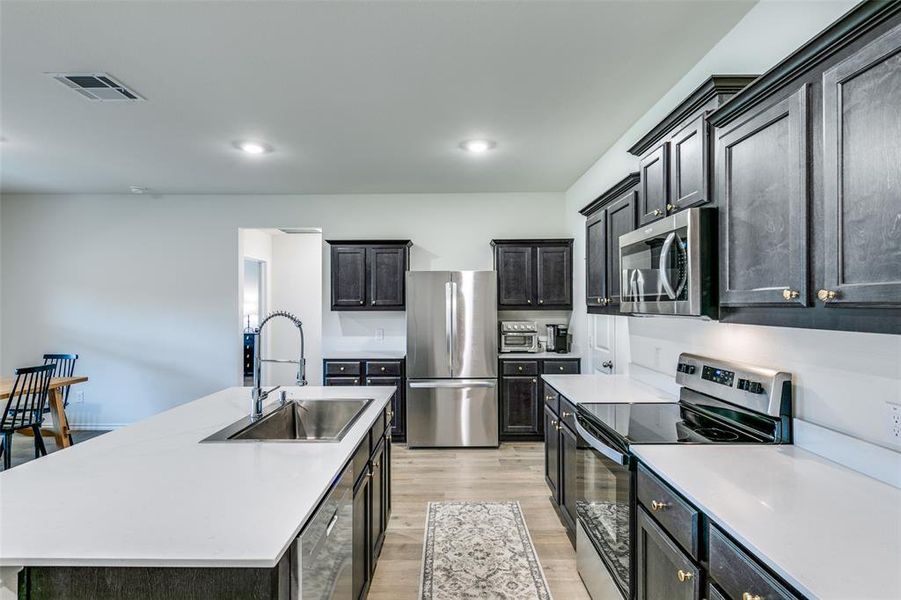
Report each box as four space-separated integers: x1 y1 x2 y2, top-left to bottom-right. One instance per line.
419 501 553 600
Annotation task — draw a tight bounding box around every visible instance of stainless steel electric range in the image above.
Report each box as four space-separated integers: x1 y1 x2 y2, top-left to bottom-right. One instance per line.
573 353 792 600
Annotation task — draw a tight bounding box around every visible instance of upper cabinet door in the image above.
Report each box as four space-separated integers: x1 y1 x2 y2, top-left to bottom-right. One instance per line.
585 210 608 309
669 115 709 213
331 246 367 308
638 141 670 225
822 23 901 307
497 245 534 307
717 86 809 307
536 245 572 308
368 246 407 308
605 190 638 310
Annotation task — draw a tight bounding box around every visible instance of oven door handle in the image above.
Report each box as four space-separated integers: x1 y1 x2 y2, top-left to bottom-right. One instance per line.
575 419 628 465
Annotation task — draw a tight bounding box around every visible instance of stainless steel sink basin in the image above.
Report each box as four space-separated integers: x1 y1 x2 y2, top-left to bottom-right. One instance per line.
201 398 373 443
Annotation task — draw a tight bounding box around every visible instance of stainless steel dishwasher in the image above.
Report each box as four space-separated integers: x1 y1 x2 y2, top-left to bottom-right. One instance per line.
292 465 353 599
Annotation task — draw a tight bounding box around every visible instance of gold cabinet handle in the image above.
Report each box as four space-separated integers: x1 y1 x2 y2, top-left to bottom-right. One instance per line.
666 203 675 212
561 411 572 418
359 300 364 305
817 289 837 302
595 297 602 304
782 289 799 300
653 209 663 216
550 419 557 426
650 500 670 512
559 366 564 371
380 366 386 372
532 378 538 383
527 299 532 304
367 378 372 384
539 299 544 304
742 594 763 600
545 395 555 401
676 569 693 582
339 366 345 371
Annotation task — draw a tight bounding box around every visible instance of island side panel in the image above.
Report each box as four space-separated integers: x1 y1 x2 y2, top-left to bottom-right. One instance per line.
21 558 289 600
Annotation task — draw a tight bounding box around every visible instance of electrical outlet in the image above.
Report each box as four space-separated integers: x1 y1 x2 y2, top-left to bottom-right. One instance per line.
375 328 384 341
73 390 85 404
887 402 901 444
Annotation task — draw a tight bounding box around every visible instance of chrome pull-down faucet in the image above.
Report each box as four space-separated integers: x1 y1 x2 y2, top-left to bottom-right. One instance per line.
250 310 307 419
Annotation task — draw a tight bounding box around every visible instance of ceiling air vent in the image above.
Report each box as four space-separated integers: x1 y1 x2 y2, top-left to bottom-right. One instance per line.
49 73 145 102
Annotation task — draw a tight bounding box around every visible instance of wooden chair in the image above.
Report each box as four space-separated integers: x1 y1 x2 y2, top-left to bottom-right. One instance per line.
43 353 78 445
1 364 56 470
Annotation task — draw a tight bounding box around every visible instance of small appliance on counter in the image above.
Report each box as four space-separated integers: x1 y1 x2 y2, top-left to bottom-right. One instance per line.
545 324 572 353
499 320 539 353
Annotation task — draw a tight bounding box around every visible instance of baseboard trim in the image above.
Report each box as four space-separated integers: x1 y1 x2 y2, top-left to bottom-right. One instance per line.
793 419 900 489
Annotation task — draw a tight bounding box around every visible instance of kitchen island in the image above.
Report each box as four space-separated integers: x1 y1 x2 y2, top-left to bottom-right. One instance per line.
0 385 396 599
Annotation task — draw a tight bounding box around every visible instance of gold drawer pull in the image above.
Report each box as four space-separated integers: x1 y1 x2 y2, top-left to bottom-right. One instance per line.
782 289 799 300
380 366 386 372
559 366 564 371
518 366 523 371
676 569 693 582
339 366 345 371
546 395 555 401
650 500 670 512
817 289 837 302
561 411 572 418
742 594 763 600
532 378 537 383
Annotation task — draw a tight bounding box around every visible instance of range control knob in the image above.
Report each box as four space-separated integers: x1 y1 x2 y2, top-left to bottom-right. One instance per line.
677 363 696 375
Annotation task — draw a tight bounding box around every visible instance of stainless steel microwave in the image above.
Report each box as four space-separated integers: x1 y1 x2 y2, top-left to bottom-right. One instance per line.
618 207 717 319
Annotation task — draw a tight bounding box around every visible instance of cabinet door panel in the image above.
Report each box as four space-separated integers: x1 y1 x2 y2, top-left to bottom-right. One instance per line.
501 376 540 436
369 444 386 568
497 246 534 306
605 191 638 309
823 23 901 305
718 86 809 307
536 245 572 308
559 423 578 533
544 405 559 500
585 210 608 309
669 115 709 211
366 376 404 437
368 247 406 308
638 142 669 225
636 508 700 600
352 475 370 600
332 246 367 308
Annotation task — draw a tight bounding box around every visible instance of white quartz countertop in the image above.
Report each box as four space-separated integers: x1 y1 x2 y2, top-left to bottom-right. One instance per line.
633 444 901 600
500 352 580 360
541 374 675 404
0 386 394 568
323 350 406 359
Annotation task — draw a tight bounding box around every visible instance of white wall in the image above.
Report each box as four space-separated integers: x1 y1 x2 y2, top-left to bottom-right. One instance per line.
0 192 565 427
564 0 901 451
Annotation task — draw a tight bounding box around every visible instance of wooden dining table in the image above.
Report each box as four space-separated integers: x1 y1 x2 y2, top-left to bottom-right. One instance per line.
0 376 88 448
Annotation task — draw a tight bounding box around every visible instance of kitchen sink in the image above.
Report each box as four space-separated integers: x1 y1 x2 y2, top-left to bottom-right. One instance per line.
201 398 373 443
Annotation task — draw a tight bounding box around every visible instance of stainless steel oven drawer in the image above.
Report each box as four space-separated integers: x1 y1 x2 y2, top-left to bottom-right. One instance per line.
637 463 700 559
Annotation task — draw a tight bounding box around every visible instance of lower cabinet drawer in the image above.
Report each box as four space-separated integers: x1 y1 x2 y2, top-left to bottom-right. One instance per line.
502 360 539 375
352 436 370 483
637 463 701 559
558 396 577 431
541 359 580 374
542 383 559 414
325 376 361 386
709 525 800 600
366 361 402 376
325 361 362 376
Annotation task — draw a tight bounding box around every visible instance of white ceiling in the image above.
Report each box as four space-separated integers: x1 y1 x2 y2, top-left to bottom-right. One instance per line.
0 1 754 195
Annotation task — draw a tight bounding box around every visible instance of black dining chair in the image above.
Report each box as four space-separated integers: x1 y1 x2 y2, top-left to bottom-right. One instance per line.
43 353 78 445
1 364 56 470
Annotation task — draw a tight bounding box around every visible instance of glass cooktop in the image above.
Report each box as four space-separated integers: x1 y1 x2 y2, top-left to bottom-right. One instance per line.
576 402 765 445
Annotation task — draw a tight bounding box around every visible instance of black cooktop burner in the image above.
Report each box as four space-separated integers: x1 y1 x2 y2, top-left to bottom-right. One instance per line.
576 402 765 446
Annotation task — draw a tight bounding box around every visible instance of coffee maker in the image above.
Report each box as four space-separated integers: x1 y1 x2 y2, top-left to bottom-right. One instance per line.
545 324 572 353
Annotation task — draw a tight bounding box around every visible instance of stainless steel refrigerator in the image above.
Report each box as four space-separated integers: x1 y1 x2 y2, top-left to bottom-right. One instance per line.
405 271 498 448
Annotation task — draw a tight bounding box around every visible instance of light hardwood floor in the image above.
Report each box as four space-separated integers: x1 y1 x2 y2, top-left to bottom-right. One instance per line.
368 442 591 600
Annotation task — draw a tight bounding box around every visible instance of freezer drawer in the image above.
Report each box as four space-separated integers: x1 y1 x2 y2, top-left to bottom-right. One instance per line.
406 379 499 448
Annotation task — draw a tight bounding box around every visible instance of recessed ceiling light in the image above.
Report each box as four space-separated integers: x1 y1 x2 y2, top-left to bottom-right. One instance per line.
234 140 272 155
460 139 496 154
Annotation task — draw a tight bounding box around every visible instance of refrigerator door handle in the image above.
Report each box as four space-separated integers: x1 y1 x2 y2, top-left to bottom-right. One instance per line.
450 280 458 373
409 379 497 389
445 281 454 375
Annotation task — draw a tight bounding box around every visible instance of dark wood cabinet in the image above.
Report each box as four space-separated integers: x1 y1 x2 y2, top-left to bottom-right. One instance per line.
327 240 411 311
717 85 810 308
325 358 406 441
543 405 559 499
708 525 800 600
500 375 540 437
822 22 901 307
492 239 573 310
580 173 640 314
585 209 608 308
500 358 579 442
536 245 572 307
636 508 701 600
496 245 534 306
352 468 370 600
709 2 901 334
638 141 669 225
331 245 367 308
669 114 709 212
558 421 578 532
369 440 386 569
